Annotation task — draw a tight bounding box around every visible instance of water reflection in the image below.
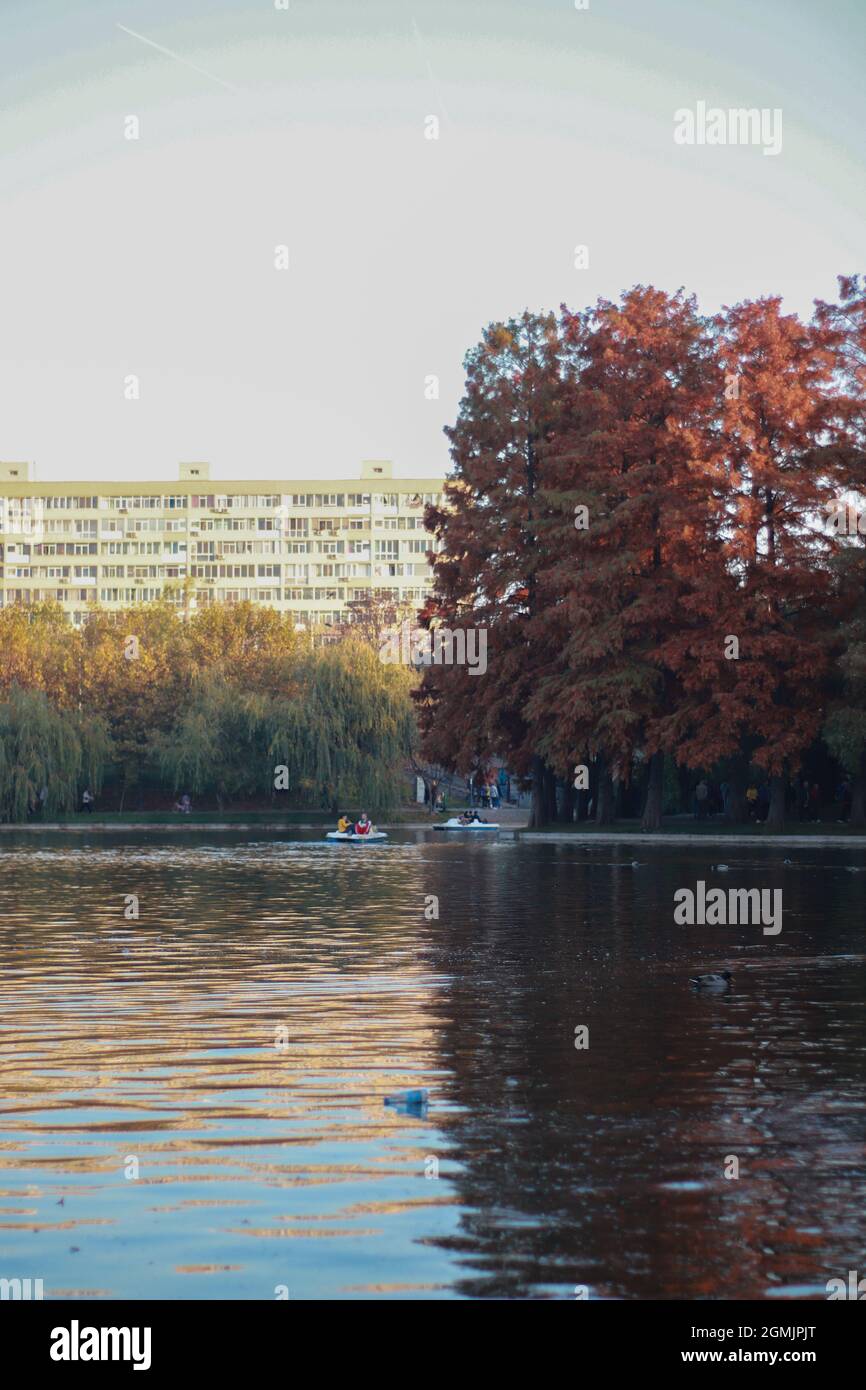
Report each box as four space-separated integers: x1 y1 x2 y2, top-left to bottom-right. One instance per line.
0 833 863 1299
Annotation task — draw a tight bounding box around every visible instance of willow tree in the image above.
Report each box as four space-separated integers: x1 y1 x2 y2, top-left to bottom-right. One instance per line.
153 676 271 807
78 601 193 808
0 686 111 822
154 639 415 811
267 638 416 810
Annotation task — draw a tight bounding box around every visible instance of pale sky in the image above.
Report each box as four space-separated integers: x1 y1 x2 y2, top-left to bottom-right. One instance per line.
1 0 863 482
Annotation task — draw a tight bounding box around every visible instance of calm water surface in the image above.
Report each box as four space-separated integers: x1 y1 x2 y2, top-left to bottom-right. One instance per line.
0 831 864 1299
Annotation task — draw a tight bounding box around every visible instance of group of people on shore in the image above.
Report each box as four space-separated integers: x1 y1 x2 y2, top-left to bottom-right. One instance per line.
693 778 853 823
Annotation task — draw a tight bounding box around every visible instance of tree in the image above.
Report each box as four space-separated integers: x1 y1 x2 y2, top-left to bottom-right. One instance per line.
710 298 847 829
815 274 866 821
418 311 568 826
0 686 111 822
530 287 723 830
154 638 415 812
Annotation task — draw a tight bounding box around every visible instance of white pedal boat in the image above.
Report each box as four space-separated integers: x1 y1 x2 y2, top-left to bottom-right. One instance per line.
325 830 388 842
434 818 500 831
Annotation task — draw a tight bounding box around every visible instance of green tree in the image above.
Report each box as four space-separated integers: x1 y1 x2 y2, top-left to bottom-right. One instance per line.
0 686 111 822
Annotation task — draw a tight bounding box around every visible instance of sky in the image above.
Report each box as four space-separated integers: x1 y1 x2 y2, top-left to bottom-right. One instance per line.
1 0 863 482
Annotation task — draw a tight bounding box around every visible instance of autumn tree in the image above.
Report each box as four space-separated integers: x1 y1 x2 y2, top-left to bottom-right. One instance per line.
709 297 848 829
815 274 866 821
418 311 568 826
529 287 724 830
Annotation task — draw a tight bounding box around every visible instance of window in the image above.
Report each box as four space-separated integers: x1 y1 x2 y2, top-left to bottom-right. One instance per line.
45 496 98 510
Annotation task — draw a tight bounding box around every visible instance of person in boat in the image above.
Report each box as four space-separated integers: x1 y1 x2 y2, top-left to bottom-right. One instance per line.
458 809 485 825
337 813 352 834
355 812 373 835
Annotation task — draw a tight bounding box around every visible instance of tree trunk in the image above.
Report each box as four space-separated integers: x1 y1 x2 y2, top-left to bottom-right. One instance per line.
677 763 691 815
727 756 748 823
544 766 558 822
596 757 615 825
850 752 866 827
559 779 576 823
529 754 548 828
641 751 664 832
766 773 786 832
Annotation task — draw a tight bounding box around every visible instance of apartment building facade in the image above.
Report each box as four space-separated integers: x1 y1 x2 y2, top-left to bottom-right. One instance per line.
0 460 445 627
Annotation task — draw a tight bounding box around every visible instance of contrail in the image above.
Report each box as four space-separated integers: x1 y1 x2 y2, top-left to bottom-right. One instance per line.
411 17 451 127
116 23 242 95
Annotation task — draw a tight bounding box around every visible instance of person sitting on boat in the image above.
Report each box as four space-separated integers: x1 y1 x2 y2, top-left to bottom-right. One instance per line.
355 812 372 835
337 813 352 834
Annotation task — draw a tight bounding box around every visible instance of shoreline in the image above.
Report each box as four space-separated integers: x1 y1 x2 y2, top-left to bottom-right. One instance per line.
517 830 866 847
1 820 865 846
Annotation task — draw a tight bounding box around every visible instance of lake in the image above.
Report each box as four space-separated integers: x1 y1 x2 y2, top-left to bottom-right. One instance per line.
1 831 864 1300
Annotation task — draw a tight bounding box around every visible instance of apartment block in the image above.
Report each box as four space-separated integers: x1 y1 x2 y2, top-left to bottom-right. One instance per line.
0 460 445 627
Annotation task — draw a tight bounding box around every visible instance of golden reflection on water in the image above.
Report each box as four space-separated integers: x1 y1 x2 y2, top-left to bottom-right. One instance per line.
1 837 459 1297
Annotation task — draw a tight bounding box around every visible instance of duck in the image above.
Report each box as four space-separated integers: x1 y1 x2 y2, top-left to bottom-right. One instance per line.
690 970 733 990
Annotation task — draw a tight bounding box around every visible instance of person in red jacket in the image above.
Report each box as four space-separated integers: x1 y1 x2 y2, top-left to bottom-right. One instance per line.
355 812 372 835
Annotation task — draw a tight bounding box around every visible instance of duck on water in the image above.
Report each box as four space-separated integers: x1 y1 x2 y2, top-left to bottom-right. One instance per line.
690 970 733 991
